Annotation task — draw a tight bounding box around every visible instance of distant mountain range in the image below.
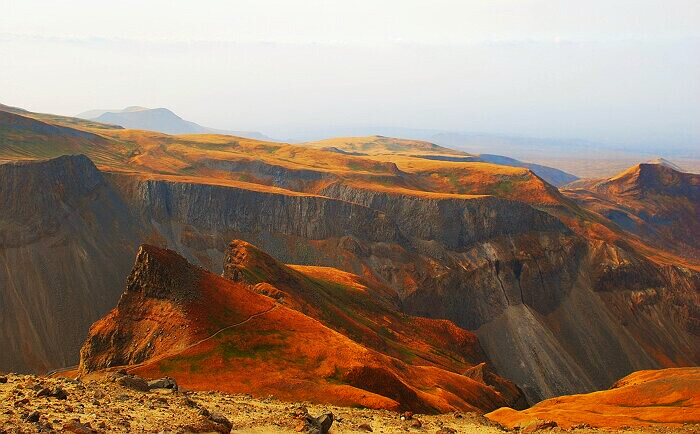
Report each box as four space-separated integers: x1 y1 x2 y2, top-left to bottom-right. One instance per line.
76 106 275 141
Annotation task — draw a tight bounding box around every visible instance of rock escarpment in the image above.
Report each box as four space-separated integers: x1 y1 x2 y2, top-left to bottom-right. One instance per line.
2 154 697 406
0 155 140 372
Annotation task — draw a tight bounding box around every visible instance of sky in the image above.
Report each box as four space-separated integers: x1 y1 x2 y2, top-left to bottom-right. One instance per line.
1 0 699 150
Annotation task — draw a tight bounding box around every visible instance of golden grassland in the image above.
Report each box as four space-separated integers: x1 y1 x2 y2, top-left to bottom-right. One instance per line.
2 107 698 271
486 368 700 430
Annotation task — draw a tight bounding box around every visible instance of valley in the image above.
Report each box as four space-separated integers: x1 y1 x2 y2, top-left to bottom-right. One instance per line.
0 103 698 432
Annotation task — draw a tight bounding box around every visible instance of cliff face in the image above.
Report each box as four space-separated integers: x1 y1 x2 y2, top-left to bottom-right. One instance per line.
103 172 698 403
0 155 141 372
3 154 697 407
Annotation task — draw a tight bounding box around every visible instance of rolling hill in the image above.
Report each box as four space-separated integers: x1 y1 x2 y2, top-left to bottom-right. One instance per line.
304 135 579 186
486 368 700 430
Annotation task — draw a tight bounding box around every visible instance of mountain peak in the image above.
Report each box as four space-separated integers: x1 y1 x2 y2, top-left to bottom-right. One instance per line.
125 245 200 302
121 106 149 112
222 239 299 287
598 159 698 199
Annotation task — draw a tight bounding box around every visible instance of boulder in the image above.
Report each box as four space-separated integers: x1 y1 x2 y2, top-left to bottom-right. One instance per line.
116 374 149 392
147 377 178 390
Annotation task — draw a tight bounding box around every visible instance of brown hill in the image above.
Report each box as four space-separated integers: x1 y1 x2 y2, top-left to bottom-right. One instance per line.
486 367 700 430
564 161 700 259
79 244 523 413
1 105 698 406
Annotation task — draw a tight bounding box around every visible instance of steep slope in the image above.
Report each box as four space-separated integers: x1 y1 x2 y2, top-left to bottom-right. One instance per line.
221 238 525 410
486 368 700 430
564 161 700 260
0 155 141 372
1 106 697 405
89 106 272 140
80 244 523 413
0 103 121 131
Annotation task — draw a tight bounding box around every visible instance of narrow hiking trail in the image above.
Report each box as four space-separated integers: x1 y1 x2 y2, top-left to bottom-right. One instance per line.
122 303 281 373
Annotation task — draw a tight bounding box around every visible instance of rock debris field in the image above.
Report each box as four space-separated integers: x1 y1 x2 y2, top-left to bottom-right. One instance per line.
0 373 693 433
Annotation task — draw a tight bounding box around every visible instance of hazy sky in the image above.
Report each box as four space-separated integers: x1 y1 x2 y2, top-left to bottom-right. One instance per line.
2 0 699 148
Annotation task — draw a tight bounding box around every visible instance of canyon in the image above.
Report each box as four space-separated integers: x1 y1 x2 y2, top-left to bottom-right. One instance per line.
0 103 698 425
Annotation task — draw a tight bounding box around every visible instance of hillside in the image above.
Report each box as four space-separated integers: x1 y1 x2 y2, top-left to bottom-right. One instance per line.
304 135 578 186
80 244 523 413
486 368 700 430
564 161 700 259
0 110 133 167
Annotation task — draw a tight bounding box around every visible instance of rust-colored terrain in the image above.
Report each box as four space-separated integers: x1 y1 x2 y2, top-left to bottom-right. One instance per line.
486 368 700 430
563 160 700 260
79 243 523 413
0 103 698 431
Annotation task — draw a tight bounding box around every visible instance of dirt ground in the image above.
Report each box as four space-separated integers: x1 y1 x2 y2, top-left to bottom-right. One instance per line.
1 374 697 433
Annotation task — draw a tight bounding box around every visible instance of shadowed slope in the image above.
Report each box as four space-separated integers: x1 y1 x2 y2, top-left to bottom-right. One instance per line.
0 155 141 372
564 162 700 260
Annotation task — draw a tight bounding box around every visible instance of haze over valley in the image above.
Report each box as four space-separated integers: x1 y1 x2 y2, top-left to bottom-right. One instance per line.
1 1 698 433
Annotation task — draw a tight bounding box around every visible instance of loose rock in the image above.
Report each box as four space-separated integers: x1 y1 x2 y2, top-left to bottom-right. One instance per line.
147 377 178 390
116 374 149 392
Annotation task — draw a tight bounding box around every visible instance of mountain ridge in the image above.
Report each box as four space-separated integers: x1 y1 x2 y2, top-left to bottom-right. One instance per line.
82 106 274 141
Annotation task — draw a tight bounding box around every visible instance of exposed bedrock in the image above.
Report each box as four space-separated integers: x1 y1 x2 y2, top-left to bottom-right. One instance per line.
2 156 696 406
0 156 141 372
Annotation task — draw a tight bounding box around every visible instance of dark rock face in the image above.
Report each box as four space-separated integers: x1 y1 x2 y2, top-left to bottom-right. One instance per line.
319 183 568 250
0 155 141 373
125 245 200 302
3 155 697 406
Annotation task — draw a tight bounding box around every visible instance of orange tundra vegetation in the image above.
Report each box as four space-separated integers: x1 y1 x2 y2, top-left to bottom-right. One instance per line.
486 368 700 430
79 242 525 414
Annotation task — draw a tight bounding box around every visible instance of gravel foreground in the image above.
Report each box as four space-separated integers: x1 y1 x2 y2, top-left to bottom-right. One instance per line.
0 374 695 433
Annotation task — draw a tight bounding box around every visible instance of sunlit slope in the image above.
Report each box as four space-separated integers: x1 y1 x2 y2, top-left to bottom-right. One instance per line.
486 368 700 430
0 110 134 167
304 135 468 156
80 244 524 413
303 135 578 186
